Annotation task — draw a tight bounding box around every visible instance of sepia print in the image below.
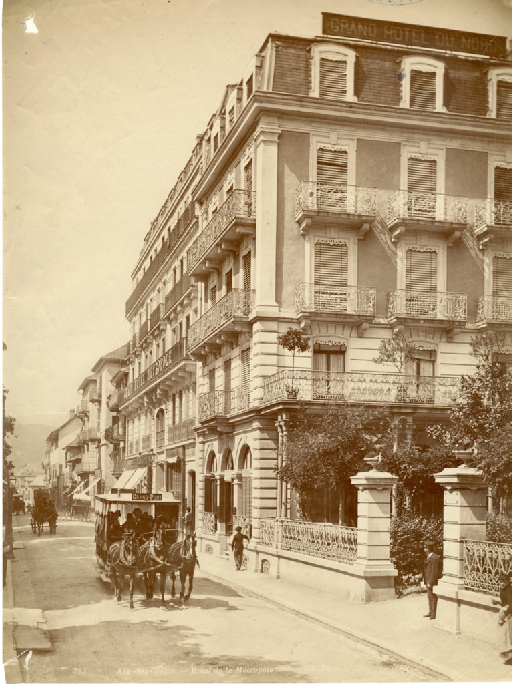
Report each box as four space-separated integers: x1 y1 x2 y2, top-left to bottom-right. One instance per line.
3 0 512 682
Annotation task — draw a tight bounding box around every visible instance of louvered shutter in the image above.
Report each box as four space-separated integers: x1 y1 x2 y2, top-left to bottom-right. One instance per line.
242 475 252 520
406 249 437 292
317 148 347 187
314 242 348 288
243 251 251 291
496 80 512 120
210 284 216 305
228 107 235 128
319 58 347 99
410 70 437 110
492 256 512 297
494 166 512 201
407 157 437 218
241 348 250 386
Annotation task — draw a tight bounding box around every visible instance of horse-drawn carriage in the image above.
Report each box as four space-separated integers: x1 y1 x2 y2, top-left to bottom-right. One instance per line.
13 495 26 516
30 490 58 536
94 492 197 609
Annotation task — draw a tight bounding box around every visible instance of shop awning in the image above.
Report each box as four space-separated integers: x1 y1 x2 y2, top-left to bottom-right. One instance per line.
111 467 147 492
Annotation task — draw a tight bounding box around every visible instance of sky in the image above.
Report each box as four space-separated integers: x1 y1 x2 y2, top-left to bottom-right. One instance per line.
3 0 512 427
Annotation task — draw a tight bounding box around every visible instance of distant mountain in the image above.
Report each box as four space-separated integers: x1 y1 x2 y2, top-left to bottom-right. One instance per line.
9 424 55 472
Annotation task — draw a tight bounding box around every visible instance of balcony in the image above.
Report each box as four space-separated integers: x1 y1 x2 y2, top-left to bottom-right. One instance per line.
138 452 152 467
105 424 124 443
121 338 193 405
165 274 194 315
295 183 377 235
76 399 89 416
168 417 195 444
295 283 376 319
111 453 125 478
78 454 98 473
388 290 467 323
474 199 512 247
387 192 468 242
78 427 100 444
150 303 165 332
128 439 140 456
141 434 152 452
187 190 256 276
476 296 512 327
198 383 251 423
262 370 460 408
188 289 254 355
139 319 149 342
89 388 101 403
107 388 126 411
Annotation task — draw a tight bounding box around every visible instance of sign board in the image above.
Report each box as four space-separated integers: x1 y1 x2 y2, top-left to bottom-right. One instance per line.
132 493 162 501
322 13 507 58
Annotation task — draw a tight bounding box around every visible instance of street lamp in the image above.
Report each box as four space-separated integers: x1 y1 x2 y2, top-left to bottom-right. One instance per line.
4 469 15 562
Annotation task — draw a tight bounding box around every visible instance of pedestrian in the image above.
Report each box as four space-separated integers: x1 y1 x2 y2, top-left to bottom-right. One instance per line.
184 507 193 536
492 572 512 658
231 526 249 571
423 540 442 620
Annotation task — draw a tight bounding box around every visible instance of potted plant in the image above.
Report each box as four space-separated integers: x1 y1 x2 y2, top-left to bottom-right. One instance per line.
277 328 310 399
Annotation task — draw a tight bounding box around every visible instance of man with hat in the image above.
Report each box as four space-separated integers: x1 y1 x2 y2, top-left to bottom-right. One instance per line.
423 540 442 619
231 526 249 571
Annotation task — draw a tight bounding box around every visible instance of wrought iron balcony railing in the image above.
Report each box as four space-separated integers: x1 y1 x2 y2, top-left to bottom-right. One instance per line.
164 274 193 315
263 370 460 407
198 383 251 422
187 190 256 273
388 290 467 321
464 539 512 596
232 515 252 539
88 388 101 403
107 388 126 411
295 283 376 317
79 454 99 473
258 519 358 565
201 511 217 536
295 183 377 220
188 289 254 352
387 191 468 226
78 427 100 443
476 296 512 326
122 338 190 403
475 199 512 233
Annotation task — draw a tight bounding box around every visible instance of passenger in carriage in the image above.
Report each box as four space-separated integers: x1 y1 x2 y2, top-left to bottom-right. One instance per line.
109 511 123 542
123 512 136 533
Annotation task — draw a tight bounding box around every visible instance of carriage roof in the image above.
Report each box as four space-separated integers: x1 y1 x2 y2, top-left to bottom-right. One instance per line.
94 491 180 516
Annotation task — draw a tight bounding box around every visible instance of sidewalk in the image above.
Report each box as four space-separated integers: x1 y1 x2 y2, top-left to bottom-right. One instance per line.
197 550 512 683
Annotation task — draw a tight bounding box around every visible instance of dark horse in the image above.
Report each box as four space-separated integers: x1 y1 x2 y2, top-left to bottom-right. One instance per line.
171 534 199 608
32 507 57 536
107 529 139 609
138 530 189 608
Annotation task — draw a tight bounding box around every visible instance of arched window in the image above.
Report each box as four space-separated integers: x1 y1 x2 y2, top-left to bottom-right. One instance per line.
399 56 445 112
310 44 357 102
488 68 512 120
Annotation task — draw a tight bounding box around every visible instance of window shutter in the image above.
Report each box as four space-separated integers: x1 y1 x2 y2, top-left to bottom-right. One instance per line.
244 161 253 192
242 475 252 519
225 269 232 294
496 80 512 121
241 348 250 386
492 255 512 297
228 107 235 128
314 241 348 288
246 75 253 99
410 70 437 110
319 58 348 99
210 284 216 305
223 359 231 392
406 249 437 292
408 157 437 194
243 252 251 291
317 148 348 187
494 166 512 202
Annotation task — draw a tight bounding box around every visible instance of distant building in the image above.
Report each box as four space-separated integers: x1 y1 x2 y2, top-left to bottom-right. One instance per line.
46 411 83 507
14 465 43 505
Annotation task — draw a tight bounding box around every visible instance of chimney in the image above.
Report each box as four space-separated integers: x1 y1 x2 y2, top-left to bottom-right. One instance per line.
69 409 75 419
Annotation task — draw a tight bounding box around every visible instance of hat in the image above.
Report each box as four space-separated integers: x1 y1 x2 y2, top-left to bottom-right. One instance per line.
235 526 242 532
499 571 510 582
424 540 435 551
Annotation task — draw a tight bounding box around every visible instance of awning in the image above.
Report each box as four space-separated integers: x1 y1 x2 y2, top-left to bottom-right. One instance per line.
73 477 98 501
111 467 147 491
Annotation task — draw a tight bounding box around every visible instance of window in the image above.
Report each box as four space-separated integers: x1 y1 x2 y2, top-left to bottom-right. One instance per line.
314 239 348 290
210 284 217 305
405 247 438 317
400 57 445 112
243 251 251 291
224 359 231 413
241 348 250 388
488 69 512 120
313 343 345 399
209 369 216 393
213 133 219 153
310 44 357 102
225 269 232 294
407 156 437 219
246 74 253 100
316 147 348 210
493 165 512 225
228 107 235 129
492 254 512 298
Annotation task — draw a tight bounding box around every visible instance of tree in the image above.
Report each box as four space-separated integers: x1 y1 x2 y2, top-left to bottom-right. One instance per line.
277 404 391 524
373 329 416 373
429 331 512 501
277 328 310 396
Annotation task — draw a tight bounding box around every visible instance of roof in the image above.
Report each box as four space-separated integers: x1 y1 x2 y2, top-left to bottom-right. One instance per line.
95 491 180 504
91 343 129 373
78 374 98 392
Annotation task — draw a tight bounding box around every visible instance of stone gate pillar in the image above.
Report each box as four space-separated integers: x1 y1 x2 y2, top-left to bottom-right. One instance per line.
351 462 398 602
434 462 487 633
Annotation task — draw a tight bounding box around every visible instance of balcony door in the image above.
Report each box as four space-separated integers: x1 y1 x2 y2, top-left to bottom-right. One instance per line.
407 156 437 219
405 351 435 403
313 344 345 399
316 147 348 211
405 247 438 317
494 166 512 226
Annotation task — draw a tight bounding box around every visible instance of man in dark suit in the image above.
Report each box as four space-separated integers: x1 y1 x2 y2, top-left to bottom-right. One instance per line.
423 540 442 619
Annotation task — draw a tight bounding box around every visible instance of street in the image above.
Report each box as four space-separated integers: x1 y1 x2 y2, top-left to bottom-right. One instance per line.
6 516 433 684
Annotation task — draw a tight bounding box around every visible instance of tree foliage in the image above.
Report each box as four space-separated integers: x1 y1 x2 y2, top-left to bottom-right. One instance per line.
373 329 416 373
277 328 310 372
277 404 391 523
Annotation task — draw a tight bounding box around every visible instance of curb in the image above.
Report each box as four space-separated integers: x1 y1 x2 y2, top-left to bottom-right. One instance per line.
198 565 448 682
